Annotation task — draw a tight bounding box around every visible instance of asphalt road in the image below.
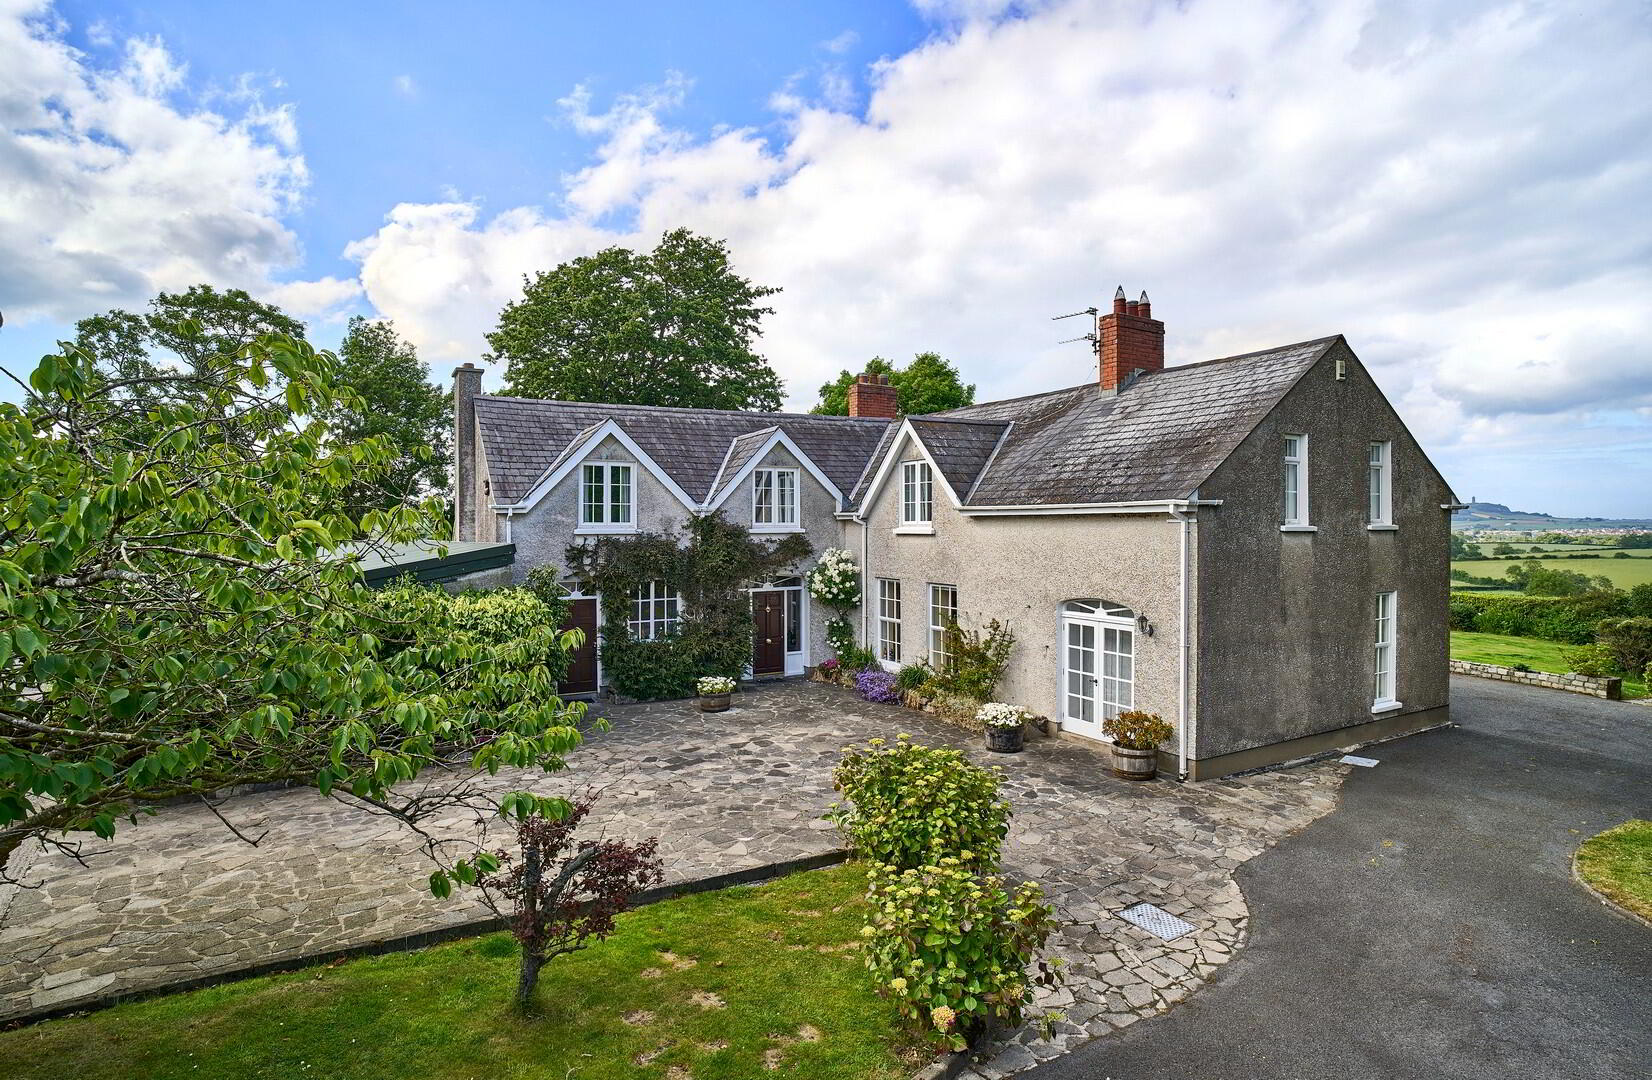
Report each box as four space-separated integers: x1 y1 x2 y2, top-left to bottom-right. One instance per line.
1026 676 1652 1080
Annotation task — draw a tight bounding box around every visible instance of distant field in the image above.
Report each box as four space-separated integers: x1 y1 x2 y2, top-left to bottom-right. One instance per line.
1452 554 1652 591
1450 632 1648 699
1465 542 1617 555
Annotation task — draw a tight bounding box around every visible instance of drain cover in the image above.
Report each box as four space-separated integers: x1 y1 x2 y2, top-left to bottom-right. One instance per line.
1116 902 1196 941
1341 754 1380 767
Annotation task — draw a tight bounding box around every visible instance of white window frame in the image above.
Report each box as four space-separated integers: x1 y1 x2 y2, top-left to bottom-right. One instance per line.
578 461 636 532
751 467 800 530
1368 441 1394 529
876 578 902 665
1372 591 1399 712
1281 434 1313 531
928 583 958 669
899 461 934 533
628 580 680 641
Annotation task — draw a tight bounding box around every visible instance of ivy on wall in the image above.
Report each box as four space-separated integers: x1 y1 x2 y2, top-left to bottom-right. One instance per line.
563 512 812 700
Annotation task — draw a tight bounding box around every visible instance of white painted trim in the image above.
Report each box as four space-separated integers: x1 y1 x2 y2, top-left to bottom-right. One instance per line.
749 465 802 529
962 500 1192 517
1367 524 1399 532
892 524 935 536
498 419 700 514
704 428 846 512
1282 431 1310 527
1371 699 1403 714
1279 524 1319 533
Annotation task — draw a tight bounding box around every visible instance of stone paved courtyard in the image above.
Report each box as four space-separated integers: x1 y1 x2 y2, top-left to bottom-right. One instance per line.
0 681 1345 1074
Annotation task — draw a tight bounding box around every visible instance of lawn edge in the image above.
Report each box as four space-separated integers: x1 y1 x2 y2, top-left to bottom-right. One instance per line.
1570 843 1652 931
1 848 849 1031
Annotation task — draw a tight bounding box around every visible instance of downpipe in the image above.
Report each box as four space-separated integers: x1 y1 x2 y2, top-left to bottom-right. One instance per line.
1169 506 1194 782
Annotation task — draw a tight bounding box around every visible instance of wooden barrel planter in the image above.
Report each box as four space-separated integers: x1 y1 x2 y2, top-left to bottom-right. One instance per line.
1109 744 1158 781
698 692 731 713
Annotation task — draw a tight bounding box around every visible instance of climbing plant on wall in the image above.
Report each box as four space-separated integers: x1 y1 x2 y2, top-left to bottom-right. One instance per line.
564 513 812 699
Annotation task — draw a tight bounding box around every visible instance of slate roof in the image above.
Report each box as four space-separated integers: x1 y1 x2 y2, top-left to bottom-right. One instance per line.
474 397 891 506
927 336 1340 505
471 335 1341 513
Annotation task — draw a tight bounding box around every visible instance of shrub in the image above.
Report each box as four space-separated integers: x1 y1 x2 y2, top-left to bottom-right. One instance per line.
862 859 1059 1049
932 618 1016 702
1448 599 1480 631
1102 709 1174 750
838 643 881 673
895 662 933 694
1449 592 1630 644
1562 644 1615 677
1628 583 1652 618
1595 617 1652 675
855 668 901 703
817 657 841 680
827 735 1009 871
1511 662 1534 672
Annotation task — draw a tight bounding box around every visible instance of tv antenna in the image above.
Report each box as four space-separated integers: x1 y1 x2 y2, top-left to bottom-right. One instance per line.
1051 305 1098 346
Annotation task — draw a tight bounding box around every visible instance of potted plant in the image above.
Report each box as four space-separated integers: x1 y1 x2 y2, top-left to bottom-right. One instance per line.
978 702 1030 754
696 675 736 713
813 657 841 684
1101 710 1173 780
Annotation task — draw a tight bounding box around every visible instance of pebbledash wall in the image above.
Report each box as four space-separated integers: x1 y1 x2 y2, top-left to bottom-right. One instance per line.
1449 660 1623 700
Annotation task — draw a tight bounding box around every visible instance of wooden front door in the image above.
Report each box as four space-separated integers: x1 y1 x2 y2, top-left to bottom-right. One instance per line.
560 598 599 696
751 590 786 676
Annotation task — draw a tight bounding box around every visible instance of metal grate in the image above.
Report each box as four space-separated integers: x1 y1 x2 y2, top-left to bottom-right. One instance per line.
1116 902 1196 941
1340 754 1380 767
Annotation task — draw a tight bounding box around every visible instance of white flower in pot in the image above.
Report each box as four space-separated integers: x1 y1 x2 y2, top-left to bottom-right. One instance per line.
977 702 1030 753
696 676 736 712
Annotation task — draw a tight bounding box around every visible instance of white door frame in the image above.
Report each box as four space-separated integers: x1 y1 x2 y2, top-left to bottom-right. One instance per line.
1059 604 1134 740
744 580 807 678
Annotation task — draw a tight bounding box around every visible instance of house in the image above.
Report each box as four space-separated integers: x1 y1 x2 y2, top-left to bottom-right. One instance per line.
450 287 1457 778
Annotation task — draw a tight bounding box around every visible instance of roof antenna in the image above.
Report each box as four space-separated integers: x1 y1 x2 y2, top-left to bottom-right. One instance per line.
1051 305 1099 347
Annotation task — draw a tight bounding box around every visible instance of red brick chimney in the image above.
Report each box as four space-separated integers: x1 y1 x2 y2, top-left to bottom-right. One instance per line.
848 373 899 418
1098 286 1164 391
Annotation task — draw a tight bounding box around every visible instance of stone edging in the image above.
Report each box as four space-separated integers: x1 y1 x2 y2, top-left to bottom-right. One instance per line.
1571 851 1652 931
0 849 848 1031
1449 660 1622 700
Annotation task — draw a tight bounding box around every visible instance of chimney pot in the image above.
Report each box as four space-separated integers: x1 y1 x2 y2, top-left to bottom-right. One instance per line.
1097 286 1165 392
1113 285 1127 315
1137 291 1151 319
848 371 900 418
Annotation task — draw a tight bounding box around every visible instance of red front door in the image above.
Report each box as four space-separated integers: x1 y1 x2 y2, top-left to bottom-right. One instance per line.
559 598 599 696
752 591 786 676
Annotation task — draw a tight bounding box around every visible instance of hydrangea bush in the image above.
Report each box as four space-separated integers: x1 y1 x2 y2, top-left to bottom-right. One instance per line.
862 859 1059 1049
827 735 1008 871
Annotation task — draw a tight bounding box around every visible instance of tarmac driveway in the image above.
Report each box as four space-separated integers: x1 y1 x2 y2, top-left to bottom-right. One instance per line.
1025 676 1652 1080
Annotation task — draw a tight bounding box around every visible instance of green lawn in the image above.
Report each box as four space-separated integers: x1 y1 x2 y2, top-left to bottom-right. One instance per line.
1450 631 1649 699
0 863 923 1080
1575 820 1652 922
1451 553 1652 592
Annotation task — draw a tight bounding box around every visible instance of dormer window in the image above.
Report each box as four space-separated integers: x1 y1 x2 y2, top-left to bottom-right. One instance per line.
752 468 799 529
900 461 933 527
579 462 635 531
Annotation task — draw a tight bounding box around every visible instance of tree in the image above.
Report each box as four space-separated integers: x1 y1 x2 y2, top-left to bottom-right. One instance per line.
468 799 663 1009
1615 531 1652 549
488 229 784 411
0 331 586 879
811 352 976 416
74 284 305 382
1449 533 1480 560
1492 543 1518 556
323 316 452 516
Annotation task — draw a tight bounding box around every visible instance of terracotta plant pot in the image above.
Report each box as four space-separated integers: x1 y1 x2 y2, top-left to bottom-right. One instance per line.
1110 743 1158 780
698 692 731 713
985 724 1024 753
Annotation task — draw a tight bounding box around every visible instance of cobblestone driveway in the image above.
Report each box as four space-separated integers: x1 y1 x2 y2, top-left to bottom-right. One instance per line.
0 681 1343 1073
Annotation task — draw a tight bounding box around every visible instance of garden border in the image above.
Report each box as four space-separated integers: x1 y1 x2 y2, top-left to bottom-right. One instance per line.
1571 846 1652 932
1 849 848 1031
1448 659 1622 699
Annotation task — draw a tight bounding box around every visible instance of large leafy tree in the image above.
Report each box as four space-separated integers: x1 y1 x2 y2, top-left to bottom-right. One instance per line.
488 229 785 410
323 316 452 516
74 284 305 382
811 352 975 416
0 330 586 881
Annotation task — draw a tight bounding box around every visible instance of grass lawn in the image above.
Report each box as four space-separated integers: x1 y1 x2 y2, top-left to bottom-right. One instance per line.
1575 820 1652 922
1449 631 1649 699
0 863 924 1080
1451 553 1652 591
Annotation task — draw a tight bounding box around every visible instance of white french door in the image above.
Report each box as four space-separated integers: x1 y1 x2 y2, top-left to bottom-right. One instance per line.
1061 613 1133 739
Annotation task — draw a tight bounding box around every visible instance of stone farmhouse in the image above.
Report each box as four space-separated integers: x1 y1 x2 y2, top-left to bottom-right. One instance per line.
448 288 1459 778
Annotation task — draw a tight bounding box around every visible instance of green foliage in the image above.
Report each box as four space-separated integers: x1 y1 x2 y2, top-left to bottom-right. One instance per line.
489 229 784 411
564 513 810 699
894 662 933 695
1450 591 1631 644
811 352 976 416
1594 617 1652 675
1449 533 1481 560
320 316 452 516
1561 643 1616 677
1492 542 1518 556
73 284 305 383
862 859 1058 1050
0 332 587 874
1628 583 1652 618
930 619 1015 703
1102 709 1174 750
1616 532 1652 549
835 643 881 673
827 735 1009 872
1503 558 1608 596
825 616 858 658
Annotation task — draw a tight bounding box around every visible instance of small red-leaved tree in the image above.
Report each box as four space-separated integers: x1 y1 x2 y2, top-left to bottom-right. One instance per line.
470 799 663 1009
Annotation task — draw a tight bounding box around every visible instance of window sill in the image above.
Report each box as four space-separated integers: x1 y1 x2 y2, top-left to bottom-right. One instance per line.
1367 523 1398 531
574 526 640 536
1371 699 1403 714
894 524 935 536
1279 524 1318 533
750 524 805 534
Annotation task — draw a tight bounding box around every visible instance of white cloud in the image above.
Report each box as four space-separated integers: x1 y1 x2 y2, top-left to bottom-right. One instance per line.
0 1 341 326
393 73 416 98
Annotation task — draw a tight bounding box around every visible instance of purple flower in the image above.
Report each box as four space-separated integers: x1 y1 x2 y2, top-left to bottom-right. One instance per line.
855 668 900 703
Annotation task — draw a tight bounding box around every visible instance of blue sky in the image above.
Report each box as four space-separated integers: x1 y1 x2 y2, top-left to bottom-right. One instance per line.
3 0 1651 516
